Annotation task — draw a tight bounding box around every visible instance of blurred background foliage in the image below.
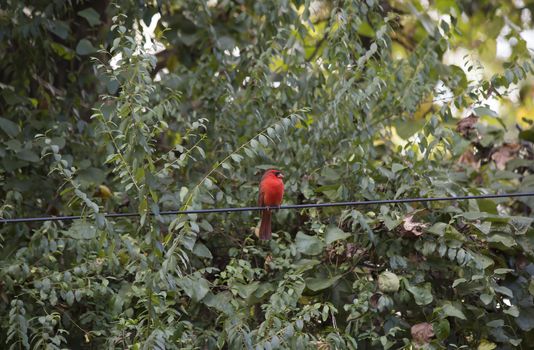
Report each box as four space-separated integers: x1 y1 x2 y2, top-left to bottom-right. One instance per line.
1 0 534 349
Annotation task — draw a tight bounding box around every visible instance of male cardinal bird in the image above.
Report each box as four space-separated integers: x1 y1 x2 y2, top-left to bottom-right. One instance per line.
258 169 284 240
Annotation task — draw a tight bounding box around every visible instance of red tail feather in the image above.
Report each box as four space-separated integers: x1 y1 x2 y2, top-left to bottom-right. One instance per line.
259 210 272 240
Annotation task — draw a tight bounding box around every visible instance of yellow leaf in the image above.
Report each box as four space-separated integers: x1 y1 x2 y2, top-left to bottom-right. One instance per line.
269 56 289 73
516 106 534 128
298 295 314 305
478 339 497 350
98 185 113 199
414 94 434 120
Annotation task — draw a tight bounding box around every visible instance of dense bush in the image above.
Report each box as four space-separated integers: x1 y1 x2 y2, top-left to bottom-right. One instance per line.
1 0 534 348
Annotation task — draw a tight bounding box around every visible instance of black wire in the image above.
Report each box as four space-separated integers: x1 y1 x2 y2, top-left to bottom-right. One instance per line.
1 192 533 224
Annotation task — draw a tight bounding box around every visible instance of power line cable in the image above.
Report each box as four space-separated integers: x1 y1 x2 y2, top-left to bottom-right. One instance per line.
1 191 533 224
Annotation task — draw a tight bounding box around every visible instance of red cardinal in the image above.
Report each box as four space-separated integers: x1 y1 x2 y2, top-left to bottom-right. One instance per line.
258 169 284 240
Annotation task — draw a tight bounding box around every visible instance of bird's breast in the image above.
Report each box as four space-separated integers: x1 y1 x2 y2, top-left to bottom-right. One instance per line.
261 179 284 206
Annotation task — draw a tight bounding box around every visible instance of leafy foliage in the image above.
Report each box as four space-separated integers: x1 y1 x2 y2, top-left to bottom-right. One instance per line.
1 0 534 349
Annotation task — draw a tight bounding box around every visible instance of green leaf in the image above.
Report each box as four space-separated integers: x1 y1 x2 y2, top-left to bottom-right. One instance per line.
408 2 436 34
473 221 491 234
517 307 534 331
519 127 534 142
391 163 405 173
254 283 275 298
230 154 243 163
295 232 324 255
305 275 341 291
394 118 425 140
422 241 436 256
321 167 340 182
177 276 210 302
51 42 75 60
41 278 51 292
406 282 433 305
293 259 321 272
510 216 533 235
325 225 350 244
106 78 119 94
233 282 259 299
258 134 269 146
77 8 101 26
433 319 450 341
47 20 69 39
488 234 516 248
76 39 97 55
16 149 39 162
382 215 401 230
203 291 233 314
494 285 513 298
427 222 447 236
444 226 465 241
452 278 467 288
378 271 400 293
394 184 410 199
436 0 458 13
441 302 466 320
472 253 494 269
486 319 504 328
480 293 493 305
68 221 97 239
449 65 467 92
0 117 20 137
217 36 235 50
477 199 497 214
474 106 498 118
460 212 489 221
504 305 519 317
507 337 522 346
193 242 212 259
77 167 106 185
505 69 515 84
65 291 74 306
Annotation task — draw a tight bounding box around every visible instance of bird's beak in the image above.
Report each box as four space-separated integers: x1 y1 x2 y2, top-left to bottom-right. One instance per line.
279 174 284 178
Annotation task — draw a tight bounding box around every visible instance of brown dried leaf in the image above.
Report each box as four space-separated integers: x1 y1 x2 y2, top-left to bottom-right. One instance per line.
515 254 528 270
458 149 480 170
411 322 434 345
491 143 521 170
326 243 366 263
408 252 426 264
456 114 479 137
316 340 331 350
369 293 382 308
264 254 273 271
346 243 365 259
401 214 428 237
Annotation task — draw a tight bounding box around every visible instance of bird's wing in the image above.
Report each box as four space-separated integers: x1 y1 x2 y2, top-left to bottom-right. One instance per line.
258 187 264 206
